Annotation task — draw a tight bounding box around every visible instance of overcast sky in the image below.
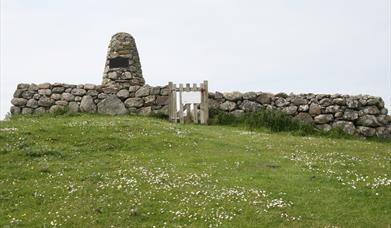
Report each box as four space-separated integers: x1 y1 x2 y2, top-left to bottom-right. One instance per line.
1 0 390 119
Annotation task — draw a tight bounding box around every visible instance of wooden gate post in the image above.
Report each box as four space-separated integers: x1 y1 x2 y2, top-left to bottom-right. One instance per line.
168 82 175 122
200 80 209 124
178 84 184 124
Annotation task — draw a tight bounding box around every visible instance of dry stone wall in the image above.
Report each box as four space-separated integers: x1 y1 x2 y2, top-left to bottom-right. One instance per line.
10 83 391 138
8 32 391 139
208 91 391 139
10 83 170 117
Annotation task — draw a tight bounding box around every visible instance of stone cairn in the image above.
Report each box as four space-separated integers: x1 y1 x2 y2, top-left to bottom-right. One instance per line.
9 32 391 139
102 32 145 89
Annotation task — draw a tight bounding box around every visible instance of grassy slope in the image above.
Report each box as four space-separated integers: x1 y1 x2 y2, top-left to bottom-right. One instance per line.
0 114 390 227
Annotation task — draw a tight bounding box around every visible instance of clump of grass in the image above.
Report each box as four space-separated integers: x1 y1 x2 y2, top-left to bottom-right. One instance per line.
149 111 169 120
209 108 317 135
21 146 64 158
38 160 50 173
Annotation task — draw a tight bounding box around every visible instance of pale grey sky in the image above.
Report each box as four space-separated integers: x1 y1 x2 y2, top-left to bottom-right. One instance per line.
1 0 390 118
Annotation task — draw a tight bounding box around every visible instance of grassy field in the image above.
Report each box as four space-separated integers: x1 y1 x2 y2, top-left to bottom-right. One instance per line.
0 114 390 227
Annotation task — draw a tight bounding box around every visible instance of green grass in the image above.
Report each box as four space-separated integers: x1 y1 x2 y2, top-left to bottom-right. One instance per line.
0 114 390 227
208 108 353 139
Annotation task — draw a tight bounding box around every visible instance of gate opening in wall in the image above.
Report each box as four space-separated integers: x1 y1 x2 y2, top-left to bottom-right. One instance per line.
168 80 209 124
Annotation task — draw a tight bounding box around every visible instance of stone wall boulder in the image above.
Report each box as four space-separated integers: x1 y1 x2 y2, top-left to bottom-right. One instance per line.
332 121 356 135
26 99 39 108
357 115 381 127
282 106 298 115
38 97 54 107
309 104 322 116
97 95 128 115
314 114 334 124
357 126 376 137
71 88 86 96
275 98 289 107
291 97 307 106
294 112 313 124
68 102 79 113
224 92 242 101
125 98 144 108
220 101 237 111
117 89 130 99
11 98 27 106
242 92 257 101
80 95 96 113
239 100 262 112
343 109 359 121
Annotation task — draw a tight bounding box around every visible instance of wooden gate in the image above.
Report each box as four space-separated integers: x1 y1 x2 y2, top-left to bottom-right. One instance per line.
168 80 208 124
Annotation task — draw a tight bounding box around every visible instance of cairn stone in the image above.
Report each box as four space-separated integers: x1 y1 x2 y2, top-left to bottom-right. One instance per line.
102 32 145 89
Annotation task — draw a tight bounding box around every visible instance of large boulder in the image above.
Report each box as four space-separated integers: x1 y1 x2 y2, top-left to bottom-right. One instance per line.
49 105 65 113
282 106 298 115
11 98 27 106
332 121 356 135
52 87 65 94
291 97 308 106
275 98 289 107
242 92 257 101
97 95 128 115
316 124 332 132
224 92 242 101
68 102 79 113
298 104 309 112
343 109 359 121
26 99 38 108
62 93 75 101
376 127 391 139
38 97 54 107
314 114 334 124
220 101 237 111
357 126 376 137
117 89 130 99
38 83 51 89
135 86 150 97
367 97 383 108
84 84 96 90
294 112 314 124
22 108 33 114
325 105 340 114
309 103 322 116
239 100 262 112
71 88 86 96
319 98 332 106
80 95 96 113
156 96 169 106
10 106 21 115
377 115 391 125
256 93 273 104
22 90 35 99
359 106 380 115
124 98 144 108
143 95 156 106
357 115 381 127
332 98 346 106
346 98 359 109
34 107 46 114
138 106 152 115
